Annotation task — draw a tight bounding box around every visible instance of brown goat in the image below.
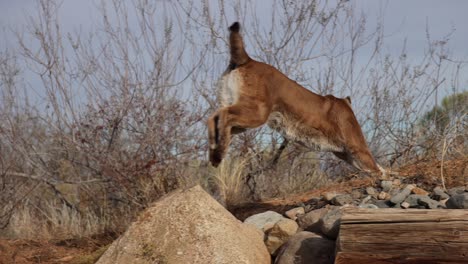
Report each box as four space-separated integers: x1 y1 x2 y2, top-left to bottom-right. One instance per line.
207 22 383 176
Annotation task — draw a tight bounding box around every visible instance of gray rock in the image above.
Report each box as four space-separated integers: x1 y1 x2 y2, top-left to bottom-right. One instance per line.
374 200 391 208
432 187 450 201
404 194 428 208
389 188 401 196
380 180 393 192
390 185 413 205
297 208 329 232
359 195 372 205
366 187 377 196
446 193 468 209
359 204 379 209
331 194 353 206
319 207 343 239
417 196 443 209
447 186 465 197
244 210 284 232
274 231 335 264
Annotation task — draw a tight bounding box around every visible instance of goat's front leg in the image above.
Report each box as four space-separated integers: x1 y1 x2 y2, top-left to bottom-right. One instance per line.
208 103 270 167
207 111 222 166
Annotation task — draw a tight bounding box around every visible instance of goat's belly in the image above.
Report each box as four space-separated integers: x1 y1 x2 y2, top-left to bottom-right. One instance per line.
267 112 343 152
219 70 242 106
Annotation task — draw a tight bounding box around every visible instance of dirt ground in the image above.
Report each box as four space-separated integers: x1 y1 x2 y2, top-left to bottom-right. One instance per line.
0 233 116 264
1 157 466 263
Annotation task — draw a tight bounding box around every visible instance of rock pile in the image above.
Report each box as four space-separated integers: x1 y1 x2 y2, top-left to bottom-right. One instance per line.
244 181 468 263
97 181 468 264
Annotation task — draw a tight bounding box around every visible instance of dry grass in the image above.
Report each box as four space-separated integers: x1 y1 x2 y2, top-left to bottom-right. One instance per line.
210 156 251 207
4 202 108 240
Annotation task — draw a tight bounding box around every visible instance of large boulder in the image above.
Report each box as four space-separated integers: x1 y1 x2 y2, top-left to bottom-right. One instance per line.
97 185 270 264
274 231 335 264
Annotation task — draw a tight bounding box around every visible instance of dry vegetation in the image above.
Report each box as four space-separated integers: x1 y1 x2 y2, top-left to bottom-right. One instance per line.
0 0 466 247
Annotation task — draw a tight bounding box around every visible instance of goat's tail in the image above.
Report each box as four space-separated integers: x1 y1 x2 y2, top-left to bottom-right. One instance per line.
228 22 250 66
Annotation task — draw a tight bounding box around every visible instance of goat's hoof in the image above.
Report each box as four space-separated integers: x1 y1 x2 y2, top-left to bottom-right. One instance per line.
209 150 223 167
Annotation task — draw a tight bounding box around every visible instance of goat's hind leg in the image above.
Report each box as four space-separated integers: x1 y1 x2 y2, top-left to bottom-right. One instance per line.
207 112 223 167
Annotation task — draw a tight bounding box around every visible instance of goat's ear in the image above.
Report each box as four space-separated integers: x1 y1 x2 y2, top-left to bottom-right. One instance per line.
345 96 352 105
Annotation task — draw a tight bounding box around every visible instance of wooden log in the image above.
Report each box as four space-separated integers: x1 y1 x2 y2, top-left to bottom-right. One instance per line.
335 208 468 264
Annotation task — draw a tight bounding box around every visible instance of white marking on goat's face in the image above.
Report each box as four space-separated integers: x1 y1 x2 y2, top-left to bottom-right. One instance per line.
219 70 242 106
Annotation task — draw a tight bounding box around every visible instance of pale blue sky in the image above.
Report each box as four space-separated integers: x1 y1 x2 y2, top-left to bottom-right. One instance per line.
1 0 468 59
1 0 467 98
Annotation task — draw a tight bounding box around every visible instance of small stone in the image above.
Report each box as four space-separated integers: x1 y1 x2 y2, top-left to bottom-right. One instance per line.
440 198 449 206
359 204 379 209
411 187 429 196
405 184 416 191
418 197 442 209
390 186 413 205
446 193 468 209
56 256 74 262
266 218 299 254
351 189 362 199
389 188 401 196
447 186 465 197
378 191 390 200
401 202 410 209
374 200 391 208
323 192 338 202
285 207 305 220
360 195 372 205
393 179 401 186
331 194 353 206
404 194 428 208
297 208 329 232
432 187 450 201
366 187 377 196
380 181 393 192
269 218 298 238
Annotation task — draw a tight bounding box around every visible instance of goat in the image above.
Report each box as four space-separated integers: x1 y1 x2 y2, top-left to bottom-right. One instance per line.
207 22 384 176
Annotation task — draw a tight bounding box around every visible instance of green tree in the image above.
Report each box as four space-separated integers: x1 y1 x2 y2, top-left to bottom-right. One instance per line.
419 91 467 157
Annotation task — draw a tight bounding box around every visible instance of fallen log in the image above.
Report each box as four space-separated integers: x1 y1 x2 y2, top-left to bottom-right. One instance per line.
335 208 468 264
